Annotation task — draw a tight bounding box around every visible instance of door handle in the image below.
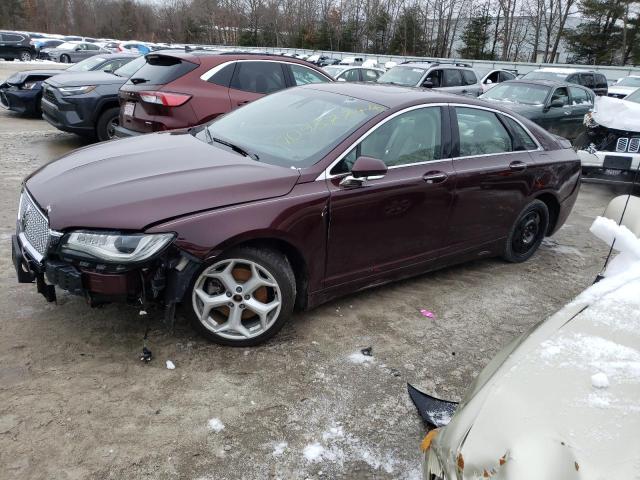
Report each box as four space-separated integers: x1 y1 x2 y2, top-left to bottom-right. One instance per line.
423 171 448 184
509 161 527 171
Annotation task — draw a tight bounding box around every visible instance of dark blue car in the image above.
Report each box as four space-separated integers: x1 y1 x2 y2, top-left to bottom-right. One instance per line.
0 53 137 116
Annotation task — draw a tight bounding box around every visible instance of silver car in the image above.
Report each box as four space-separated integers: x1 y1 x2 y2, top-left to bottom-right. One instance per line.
323 65 385 83
376 62 483 96
47 41 110 63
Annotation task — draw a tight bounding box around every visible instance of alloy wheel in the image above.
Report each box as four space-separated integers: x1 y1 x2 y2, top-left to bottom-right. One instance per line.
192 259 282 340
20 51 32 62
107 117 119 139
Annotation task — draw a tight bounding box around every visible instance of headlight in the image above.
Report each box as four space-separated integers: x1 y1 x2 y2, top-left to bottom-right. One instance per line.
22 81 38 90
58 85 96 96
60 231 175 263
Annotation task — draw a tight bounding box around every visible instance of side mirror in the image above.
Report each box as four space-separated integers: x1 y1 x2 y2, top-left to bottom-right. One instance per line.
549 99 564 108
485 79 493 84
422 80 434 88
339 156 388 187
337 77 347 82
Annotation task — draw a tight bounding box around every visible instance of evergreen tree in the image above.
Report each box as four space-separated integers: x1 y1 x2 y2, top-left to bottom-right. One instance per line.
389 7 424 56
458 15 493 59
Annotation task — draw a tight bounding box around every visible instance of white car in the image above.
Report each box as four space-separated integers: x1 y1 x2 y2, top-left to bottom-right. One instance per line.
477 68 518 92
414 193 640 479
607 75 640 99
338 56 364 66
322 65 384 82
578 90 640 182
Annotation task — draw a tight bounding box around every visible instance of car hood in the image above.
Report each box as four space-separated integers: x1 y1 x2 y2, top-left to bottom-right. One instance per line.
429 214 640 479
26 131 300 231
591 95 640 132
45 71 125 87
608 85 638 96
2 69 66 86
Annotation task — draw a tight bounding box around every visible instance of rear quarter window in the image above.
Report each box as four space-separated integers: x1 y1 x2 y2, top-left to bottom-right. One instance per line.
129 55 198 85
462 70 477 85
207 62 236 87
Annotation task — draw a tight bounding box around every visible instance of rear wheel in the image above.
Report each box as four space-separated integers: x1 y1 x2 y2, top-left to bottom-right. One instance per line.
96 107 120 142
190 247 296 346
503 200 549 263
60 54 70 63
19 50 32 62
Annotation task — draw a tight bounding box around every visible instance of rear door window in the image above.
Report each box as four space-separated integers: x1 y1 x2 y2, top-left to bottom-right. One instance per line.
289 64 330 85
462 70 477 85
208 62 236 87
455 107 512 156
501 115 538 150
2 33 25 43
340 69 360 82
579 73 595 88
128 55 198 85
499 71 516 82
569 87 591 105
230 61 287 94
443 69 463 87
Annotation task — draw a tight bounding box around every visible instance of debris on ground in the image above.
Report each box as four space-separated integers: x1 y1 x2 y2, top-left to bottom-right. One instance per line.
166 360 176 370
420 309 436 319
361 347 372 356
207 418 225 432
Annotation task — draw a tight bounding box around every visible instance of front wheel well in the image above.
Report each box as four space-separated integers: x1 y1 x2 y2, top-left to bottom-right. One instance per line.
223 238 309 310
535 193 560 234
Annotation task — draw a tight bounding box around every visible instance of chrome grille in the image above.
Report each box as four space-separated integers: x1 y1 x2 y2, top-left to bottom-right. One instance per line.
616 137 629 152
615 137 640 153
18 193 50 257
42 86 57 106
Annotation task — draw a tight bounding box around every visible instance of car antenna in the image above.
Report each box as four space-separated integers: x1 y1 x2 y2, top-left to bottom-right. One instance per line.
593 156 640 283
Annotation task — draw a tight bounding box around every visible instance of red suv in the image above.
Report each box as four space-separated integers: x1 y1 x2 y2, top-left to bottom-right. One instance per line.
115 51 333 137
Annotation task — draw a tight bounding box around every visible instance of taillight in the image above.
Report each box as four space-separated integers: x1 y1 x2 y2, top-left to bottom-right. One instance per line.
138 91 192 107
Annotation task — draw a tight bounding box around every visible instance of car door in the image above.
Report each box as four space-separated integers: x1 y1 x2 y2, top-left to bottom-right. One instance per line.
438 69 466 95
447 105 537 249
324 105 456 287
228 60 288 109
541 86 571 138
567 87 593 140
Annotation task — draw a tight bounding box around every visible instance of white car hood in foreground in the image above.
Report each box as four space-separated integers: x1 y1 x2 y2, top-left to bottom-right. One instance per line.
591 96 640 132
428 205 640 479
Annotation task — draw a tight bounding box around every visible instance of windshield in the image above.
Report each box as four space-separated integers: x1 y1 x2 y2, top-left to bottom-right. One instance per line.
57 42 77 50
323 66 347 77
625 89 640 104
67 56 107 72
113 56 145 77
481 83 550 105
522 71 569 81
377 66 426 86
617 77 640 87
197 89 388 168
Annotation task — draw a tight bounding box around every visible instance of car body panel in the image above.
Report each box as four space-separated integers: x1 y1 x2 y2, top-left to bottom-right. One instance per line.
423 198 640 479
25 131 300 231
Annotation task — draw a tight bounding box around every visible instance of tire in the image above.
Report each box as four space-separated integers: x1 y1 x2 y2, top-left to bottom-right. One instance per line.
503 200 549 263
60 54 70 63
95 107 120 142
19 50 32 62
189 247 296 347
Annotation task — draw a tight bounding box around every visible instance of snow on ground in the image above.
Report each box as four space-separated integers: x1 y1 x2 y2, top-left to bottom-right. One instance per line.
271 441 288 457
541 238 584 257
348 352 375 364
207 418 225 433
591 372 609 388
303 442 325 462
166 360 175 370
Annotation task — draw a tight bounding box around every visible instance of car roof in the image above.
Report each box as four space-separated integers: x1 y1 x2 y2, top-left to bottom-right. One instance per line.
532 67 600 74
511 78 583 89
299 82 489 109
149 50 323 67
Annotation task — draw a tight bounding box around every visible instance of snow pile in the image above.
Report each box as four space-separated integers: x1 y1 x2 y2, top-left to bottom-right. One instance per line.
207 418 225 432
591 372 609 389
348 352 374 364
272 441 288 457
303 442 325 462
166 360 176 370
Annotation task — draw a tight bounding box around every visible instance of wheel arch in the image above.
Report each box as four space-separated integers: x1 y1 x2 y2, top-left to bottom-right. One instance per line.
211 235 310 310
534 192 560 234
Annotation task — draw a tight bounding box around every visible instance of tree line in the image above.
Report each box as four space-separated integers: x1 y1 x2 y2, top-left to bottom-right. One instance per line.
1 0 638 65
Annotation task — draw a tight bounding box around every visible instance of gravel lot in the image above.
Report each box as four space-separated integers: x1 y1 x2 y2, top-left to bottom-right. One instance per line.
0 63 624 479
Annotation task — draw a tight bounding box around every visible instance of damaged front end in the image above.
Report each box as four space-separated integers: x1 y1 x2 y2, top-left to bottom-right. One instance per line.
12 189 201 328
577 97 640 182
0 72 51 116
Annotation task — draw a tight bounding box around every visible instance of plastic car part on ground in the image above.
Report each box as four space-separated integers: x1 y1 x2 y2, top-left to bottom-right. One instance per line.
418 194 640 479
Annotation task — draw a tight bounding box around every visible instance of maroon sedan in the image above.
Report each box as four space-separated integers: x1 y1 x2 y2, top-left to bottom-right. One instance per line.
13 83 580 346
115 51 333 137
